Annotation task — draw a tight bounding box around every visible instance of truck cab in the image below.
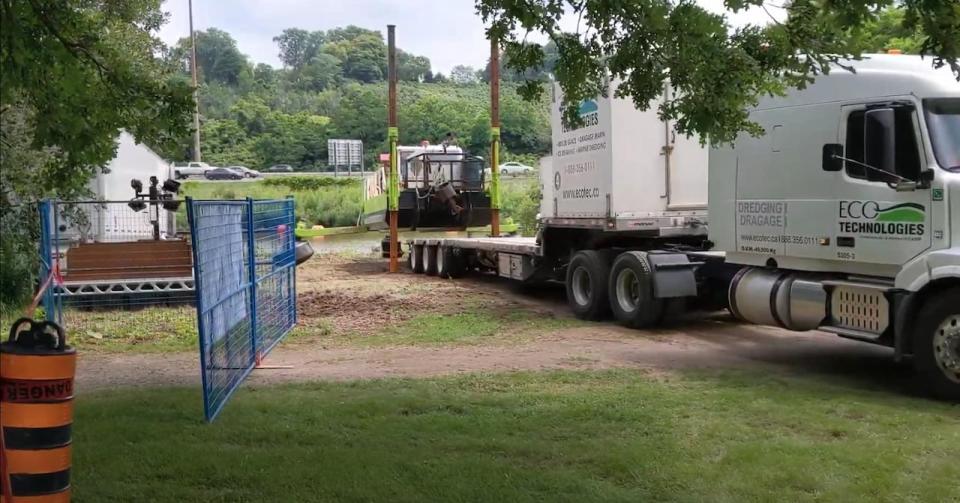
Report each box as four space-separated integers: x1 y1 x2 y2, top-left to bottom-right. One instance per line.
710 55 959 398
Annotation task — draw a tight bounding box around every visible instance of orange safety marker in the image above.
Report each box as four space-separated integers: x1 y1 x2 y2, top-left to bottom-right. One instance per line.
1 319 75 503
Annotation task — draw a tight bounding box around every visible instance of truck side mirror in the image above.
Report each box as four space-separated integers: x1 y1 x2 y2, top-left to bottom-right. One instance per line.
822 144 843 171
864 108 896 182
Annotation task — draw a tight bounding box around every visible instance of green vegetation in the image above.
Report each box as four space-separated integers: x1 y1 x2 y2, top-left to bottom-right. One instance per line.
1 303 196 354
62 306 198 353
326 308 578 348
1 1 193 307
180 178 363 228
73 369 960 502
501 178 542 236
178 176 541 232
158 26 551 170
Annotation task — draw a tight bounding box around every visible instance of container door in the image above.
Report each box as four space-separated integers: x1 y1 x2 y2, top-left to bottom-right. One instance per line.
666 119 709 210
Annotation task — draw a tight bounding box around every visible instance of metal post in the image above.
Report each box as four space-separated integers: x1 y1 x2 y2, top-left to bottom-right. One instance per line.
38 200 56 323
387 25 400 272
489 37 501 237
189 0 202 162
245 198 259 365
185 197 213 421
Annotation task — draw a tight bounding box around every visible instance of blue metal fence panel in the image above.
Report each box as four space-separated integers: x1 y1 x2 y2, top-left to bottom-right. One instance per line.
251 198 297 358
187 198 297 422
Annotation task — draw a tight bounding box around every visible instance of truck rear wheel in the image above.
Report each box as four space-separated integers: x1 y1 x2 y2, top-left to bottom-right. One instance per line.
913 289 960 401
438 246 466 279
565 250 611 320
411 244 425 274
609 251 664 328
424 245 439 276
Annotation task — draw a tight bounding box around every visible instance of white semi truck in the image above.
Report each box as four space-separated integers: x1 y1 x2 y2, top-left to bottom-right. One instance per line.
406 55 959 400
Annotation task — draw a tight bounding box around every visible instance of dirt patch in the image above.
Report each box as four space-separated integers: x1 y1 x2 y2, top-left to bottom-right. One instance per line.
77 320 906 395
297 289 425 333
74 254 920 399
294 253 517 336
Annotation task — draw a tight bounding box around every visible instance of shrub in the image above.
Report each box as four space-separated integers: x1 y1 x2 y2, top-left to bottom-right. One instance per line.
263 176 358 192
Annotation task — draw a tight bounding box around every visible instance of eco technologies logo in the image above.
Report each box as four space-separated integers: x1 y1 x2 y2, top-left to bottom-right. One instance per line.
839 201 925 236
561 99 600 132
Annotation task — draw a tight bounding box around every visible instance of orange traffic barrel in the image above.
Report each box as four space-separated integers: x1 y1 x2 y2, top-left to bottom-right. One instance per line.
1 318 75 503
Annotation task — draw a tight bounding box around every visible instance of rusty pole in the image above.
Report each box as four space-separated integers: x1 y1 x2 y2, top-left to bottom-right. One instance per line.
489 37 501 237
387 25 400 272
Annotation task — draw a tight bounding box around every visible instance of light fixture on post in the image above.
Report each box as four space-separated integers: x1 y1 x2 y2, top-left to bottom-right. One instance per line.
129 177 183 239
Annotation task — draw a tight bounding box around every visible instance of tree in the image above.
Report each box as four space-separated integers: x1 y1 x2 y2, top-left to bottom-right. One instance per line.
451 65 479 84
180 28 251 86
273 28 324 70
300 53 343 91
325 32 386 83
480 41 558 83
476 0 960 144
254 63 277 86
853 6 924 54
332 83 387 146
398 50 432 82
0 0 193 304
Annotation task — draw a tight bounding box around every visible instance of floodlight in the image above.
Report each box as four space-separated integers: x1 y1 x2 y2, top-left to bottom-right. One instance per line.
128 198 147 212
162 178 181 193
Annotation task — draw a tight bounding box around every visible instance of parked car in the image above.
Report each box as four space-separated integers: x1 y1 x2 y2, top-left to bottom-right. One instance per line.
204 167 244 180
229 166 261 178
173 161 214 179
498 161 535 176
267 164 294 173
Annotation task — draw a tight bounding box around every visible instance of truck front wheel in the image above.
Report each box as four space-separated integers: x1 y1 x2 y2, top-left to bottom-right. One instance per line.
565 250 611 320
913 288 960 401
609 251 664 328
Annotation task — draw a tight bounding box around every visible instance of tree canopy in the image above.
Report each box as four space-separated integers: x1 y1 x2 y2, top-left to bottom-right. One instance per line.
477 0 960 144
155 27 552 170
1 0 194 303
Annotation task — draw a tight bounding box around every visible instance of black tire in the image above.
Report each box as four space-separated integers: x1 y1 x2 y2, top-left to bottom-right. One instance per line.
411 244 425 274
436 245 449 278
608 251 664 329
438 246 466 279
424 245 439 276
565 250 612 320
913 289 960 401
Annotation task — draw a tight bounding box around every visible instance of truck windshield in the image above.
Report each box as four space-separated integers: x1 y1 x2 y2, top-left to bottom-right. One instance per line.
924 98 960 172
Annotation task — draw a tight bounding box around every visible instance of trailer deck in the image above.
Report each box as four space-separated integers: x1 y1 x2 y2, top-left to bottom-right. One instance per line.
408 236 540 255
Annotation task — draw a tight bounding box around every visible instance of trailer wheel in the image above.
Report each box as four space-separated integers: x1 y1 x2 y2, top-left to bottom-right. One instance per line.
438 246 466 279
913 288 960 401
411 244 425 274
565 250 611 320
608 251 664 329
424 245 439 276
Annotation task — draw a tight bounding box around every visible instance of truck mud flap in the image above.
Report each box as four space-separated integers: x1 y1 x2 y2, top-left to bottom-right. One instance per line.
645 252 701 298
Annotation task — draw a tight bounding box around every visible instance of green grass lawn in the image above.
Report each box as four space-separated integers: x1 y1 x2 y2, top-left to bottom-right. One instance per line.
73 369 959 502
61 305 198 352
294 308 582 348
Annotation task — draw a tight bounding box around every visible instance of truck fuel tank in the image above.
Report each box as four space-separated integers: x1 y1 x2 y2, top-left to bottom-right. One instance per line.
728 268 828 331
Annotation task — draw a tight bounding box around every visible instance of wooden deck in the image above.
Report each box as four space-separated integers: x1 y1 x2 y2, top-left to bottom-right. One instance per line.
62 240 193 282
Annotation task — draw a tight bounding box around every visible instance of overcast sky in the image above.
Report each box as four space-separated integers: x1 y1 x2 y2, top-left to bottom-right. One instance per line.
157 0 784 75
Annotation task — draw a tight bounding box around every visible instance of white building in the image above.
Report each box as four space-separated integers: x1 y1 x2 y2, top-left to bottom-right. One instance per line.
71 131 176 242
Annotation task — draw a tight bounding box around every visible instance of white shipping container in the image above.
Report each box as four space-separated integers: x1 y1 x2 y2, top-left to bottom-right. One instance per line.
547 82 708 224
